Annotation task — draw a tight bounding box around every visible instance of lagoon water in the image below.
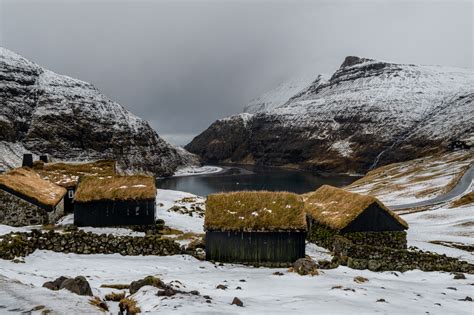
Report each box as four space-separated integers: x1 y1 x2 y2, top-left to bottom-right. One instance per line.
157 165 360 196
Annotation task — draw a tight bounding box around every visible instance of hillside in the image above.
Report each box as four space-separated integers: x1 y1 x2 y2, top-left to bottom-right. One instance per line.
0 47 195 176
186 56 473 173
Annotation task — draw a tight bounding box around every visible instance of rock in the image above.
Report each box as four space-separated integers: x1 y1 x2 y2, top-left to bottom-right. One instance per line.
186 238 205 251
293 258 319 276
186 57 473 173
460 296 472 302
231 297 244 307
189 290 200 295
453 272 466 280
0 47 195 175
129 276 164 294
273 271 284 276
59 276 93 296
42 276 69 291
347 258 368 270
235 286 242 290
368 259 382 271
216 284 228 290
376 299 387 303
156 288 177 297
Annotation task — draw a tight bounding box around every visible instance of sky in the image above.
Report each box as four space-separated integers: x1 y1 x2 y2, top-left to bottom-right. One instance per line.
0 0 472 145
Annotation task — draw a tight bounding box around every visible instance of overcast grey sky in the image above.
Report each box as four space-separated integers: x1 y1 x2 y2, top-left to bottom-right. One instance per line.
1 0 472 145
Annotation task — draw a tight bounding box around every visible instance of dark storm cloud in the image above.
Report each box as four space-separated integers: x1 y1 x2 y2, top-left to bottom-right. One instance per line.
1 0 472 145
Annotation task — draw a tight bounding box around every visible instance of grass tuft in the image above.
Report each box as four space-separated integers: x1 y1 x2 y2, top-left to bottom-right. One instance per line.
75 175 156 202
205 191 306 232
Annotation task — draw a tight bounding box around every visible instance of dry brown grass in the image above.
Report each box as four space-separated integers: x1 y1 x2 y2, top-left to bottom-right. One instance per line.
104 291 126 302
450 192 474 208
89 296 109 312
33 159 116 188
304 185 408 230
75 175 156 203
119 297 141 314
205 191 306 232
0 168 66 207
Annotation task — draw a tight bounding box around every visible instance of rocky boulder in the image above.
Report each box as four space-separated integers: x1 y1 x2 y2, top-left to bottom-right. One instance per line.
293 257 319 276
43 276 92 296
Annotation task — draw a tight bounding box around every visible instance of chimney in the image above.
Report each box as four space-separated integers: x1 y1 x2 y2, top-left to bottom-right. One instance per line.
22 154 33 167
40 155 48 163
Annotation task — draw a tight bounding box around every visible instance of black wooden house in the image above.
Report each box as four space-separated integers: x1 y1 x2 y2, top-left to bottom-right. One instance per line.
205 191 307 266
74 175 156 227
33 160 116 213
305 185 409 249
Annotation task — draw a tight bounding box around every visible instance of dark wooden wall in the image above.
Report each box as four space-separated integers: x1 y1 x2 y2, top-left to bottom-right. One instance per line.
74 199 155 227
341 203 407 233
206 231 306 266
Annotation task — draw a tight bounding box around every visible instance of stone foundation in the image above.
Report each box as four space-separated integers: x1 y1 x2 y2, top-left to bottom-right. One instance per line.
308 222 407 250
0 229 181 260
333 236 473 273
0 189 64 226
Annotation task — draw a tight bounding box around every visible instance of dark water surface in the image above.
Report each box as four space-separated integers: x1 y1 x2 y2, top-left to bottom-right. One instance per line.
157 165 361 196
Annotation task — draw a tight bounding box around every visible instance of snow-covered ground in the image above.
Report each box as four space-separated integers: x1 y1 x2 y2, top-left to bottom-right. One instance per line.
1 176 473 313
0 248 472 314
348 152 473 205
173 165 223 177
404 202 474 263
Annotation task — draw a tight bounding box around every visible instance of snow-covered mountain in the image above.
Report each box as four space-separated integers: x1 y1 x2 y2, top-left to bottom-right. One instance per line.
0 47 196 176
186 56 474 173
243 75 317 113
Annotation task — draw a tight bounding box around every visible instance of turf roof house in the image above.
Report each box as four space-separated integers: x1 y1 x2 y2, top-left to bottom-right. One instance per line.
32 160 116 213
305 185 408 250
0 168 66 226
74 175 156 227
205 191 307 266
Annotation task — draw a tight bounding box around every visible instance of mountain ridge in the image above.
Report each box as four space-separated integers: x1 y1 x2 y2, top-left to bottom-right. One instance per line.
186 56 474 173
0 47 196 176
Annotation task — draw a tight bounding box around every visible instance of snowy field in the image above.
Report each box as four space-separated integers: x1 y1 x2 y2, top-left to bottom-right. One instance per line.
1 185 473 314
347 152 473 205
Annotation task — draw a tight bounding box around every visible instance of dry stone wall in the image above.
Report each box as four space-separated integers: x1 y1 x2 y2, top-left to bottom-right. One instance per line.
333 236 474 273
0 229 181 260
0 189 63 226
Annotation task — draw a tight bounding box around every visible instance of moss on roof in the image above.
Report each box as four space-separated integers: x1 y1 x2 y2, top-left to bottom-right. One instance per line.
205 191 307 232
304 185 408 231
32 160 116 188
75 175 156 203
0 168 66 208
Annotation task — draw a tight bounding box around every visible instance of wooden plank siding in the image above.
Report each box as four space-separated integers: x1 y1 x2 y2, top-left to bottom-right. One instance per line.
74 199 155 227
206 231 306 266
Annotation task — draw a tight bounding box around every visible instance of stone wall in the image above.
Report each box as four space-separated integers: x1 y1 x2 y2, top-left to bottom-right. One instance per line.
0 229 181 260
343 231 407 250
308 222 407 250
0 189 64 226
332 236 474 273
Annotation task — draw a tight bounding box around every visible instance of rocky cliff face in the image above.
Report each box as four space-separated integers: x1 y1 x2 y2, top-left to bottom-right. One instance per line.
186 56 474 173
0 47 195 176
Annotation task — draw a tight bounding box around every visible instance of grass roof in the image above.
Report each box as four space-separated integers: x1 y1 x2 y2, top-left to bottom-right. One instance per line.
304 185 408 231
0 168 66 208
32 160 116 188
205 191 307 232
74 175 156 203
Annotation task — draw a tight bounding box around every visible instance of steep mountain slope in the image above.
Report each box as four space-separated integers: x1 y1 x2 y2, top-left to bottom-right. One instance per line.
186 56 473 173
0 47 194 176
243 75 317 113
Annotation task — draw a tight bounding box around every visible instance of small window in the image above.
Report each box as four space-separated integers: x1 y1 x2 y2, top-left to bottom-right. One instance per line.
135 206 140 216
68 190 74 199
